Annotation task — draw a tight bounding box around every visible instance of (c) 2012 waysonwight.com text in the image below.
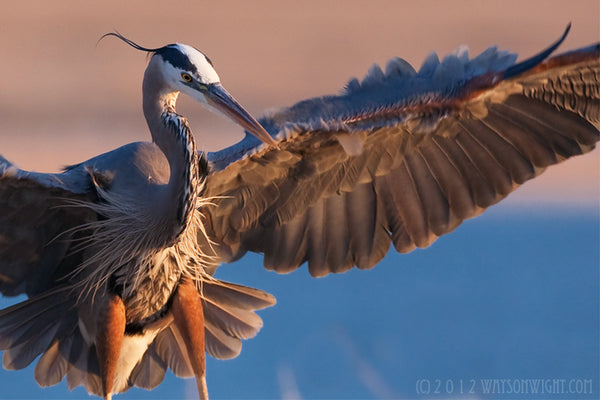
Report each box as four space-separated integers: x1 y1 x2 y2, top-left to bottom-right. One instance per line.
415 378 594 396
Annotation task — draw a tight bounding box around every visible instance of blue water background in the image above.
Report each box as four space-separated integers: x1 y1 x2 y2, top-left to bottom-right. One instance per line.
0 205 598 399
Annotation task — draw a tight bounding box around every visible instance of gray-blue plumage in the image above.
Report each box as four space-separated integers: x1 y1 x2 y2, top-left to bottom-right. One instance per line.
208 43 519 170
208 26 589 173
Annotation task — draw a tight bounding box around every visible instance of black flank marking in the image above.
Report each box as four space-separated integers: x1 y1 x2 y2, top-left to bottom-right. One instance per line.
108 274 124 297
198 152 209 176
125 296 175 336
176 199 185 223
125 322 145 335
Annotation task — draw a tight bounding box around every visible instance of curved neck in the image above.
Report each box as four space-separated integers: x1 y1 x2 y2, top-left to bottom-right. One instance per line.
142 59 199 241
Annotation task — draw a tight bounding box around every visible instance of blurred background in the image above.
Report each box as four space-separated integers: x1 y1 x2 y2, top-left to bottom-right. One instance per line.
0 0 598 399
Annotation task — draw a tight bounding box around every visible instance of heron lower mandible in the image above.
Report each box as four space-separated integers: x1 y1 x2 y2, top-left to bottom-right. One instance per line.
0 26 599 399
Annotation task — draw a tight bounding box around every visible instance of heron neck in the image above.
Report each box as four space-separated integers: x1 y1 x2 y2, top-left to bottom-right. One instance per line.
142 67 199 241
143 88 189 169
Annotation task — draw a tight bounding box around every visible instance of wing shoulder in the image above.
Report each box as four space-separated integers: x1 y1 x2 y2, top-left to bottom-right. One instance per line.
0 156 97 296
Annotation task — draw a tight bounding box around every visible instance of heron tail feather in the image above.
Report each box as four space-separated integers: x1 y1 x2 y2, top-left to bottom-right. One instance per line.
201 278 276 359
146 277 276 381
0 288 104 394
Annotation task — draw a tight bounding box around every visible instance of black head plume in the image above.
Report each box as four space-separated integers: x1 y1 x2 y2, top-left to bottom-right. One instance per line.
98 32 162 53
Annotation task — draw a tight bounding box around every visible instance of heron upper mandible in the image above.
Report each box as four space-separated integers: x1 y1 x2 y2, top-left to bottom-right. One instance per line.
0 26 599 399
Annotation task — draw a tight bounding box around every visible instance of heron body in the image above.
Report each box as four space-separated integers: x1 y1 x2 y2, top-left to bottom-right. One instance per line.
0 37 277 398
1 27 599 399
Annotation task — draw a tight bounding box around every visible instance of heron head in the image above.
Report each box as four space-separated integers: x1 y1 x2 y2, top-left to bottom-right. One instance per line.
100 33 276 146
153 44 220 99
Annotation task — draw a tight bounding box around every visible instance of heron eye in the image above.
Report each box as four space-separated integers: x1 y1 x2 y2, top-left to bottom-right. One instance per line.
181 73 193 82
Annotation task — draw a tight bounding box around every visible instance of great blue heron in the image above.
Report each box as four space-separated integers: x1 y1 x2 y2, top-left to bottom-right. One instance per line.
0 25 598 399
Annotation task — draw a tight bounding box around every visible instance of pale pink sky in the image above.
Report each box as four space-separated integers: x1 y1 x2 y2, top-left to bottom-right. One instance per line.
0 0 598 207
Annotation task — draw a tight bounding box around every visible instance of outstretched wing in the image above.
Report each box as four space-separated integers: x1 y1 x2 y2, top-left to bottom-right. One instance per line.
202 30 600 277
0 157 95 296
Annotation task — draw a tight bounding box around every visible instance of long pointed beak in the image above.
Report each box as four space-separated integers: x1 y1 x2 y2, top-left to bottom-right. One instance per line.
205 83 277 147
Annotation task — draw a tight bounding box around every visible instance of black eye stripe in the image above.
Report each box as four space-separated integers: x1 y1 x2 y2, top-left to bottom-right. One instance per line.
156 45 198 74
